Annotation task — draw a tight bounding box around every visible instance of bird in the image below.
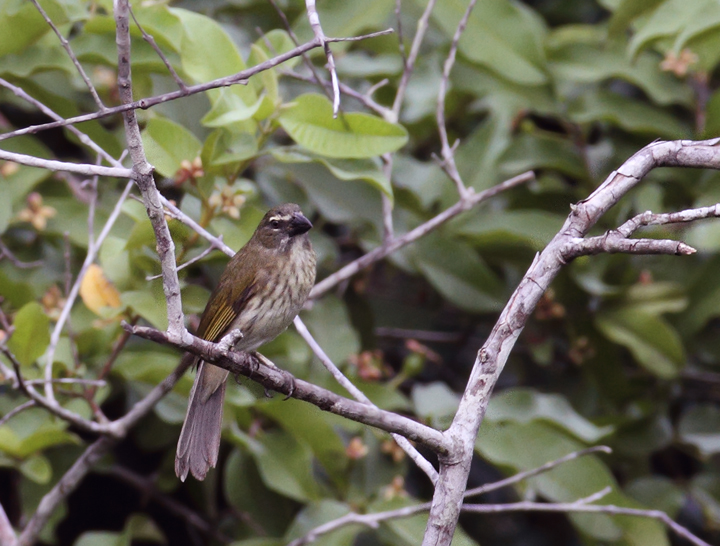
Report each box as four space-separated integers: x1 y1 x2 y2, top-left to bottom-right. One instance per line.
175 203 316 481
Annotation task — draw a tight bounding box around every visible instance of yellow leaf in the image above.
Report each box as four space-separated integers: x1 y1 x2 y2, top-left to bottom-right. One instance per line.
80 264 122 316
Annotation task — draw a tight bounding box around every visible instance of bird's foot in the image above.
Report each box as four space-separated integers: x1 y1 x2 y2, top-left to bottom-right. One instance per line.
217 328 243 356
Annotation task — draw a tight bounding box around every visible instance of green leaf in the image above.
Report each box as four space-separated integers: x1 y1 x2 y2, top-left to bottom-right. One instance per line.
285 501 358 546
201 88 265 128
141 118 202 178
628 0 708 58
171 7 256 105
454 210 565 252
121 289 168 331
410 235 505 313
0 0 83 57
278 94 408 159
412 382 459 429
19 453 52 484
202 129 258 170
476 421 668 544
224 446 300 533
248 430 321 502
568 89 690 138
679 405 720 458
626 477 685 518
608 0 665 36
272 147 392 199
595 308 685 378
498 130 586 179
260 400 349 485
486 388 614 442
8 302 50 366
302 296 360 365
422 0 547 85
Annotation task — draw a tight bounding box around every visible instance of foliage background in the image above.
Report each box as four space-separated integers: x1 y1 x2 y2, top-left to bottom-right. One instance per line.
2 0 720 544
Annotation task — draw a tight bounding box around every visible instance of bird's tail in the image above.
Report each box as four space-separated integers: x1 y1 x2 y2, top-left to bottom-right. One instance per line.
175 361 229 481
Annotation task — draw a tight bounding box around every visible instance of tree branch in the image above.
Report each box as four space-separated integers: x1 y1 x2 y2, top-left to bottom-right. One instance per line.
0 149 132 178
421 137 720 546
123 323 450 455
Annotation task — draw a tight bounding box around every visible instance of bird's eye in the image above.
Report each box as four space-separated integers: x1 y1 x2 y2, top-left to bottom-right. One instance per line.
270 220 280 229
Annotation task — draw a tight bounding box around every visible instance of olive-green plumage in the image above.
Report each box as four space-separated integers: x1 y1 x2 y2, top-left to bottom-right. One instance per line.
175 203 316 481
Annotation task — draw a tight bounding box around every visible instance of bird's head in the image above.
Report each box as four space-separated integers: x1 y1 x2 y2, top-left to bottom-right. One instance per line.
254 203 313 249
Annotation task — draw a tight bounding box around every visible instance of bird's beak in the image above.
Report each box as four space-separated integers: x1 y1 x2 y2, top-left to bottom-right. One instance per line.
289 212 313 236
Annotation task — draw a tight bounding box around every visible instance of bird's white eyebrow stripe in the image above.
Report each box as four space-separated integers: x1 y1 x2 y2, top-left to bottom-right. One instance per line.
268 214 291 222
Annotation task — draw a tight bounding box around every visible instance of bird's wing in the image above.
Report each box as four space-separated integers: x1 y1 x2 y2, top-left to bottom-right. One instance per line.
196 250 259 342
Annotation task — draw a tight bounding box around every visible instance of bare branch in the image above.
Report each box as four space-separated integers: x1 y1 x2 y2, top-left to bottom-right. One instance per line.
310 170 534 299
0 149 132 178
617 204 720 236
421 137 720 546
294 316 439 484
123 322 450 454
0 240 43 269
392 0 438 120
145 236 223 281
0 400 36 428
288 446 613 546
266 0 334 105
114 0 187 344
0 502 16 546
128 5 188 92
305 0 340 116
108 466 231 543
0 77 120 168
563 233 696 259
436 0 477 199
281 70 392 120
462 500 711 546
27 0 105 110
18 437 115 546
44 180 134 402
464 446 612 499
0 30 392 143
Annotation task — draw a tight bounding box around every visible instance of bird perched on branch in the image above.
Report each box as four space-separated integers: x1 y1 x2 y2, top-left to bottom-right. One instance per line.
176 203 316 481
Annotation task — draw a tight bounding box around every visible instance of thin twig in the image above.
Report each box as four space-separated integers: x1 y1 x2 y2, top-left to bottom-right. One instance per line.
0 400 36 428
436 0 477 198
395 0 407 67
392 0 438 120
1 344 102 433
617 204 720 236
0 77 119 167
305 0 341 116
43 180 134 402
461 500 711 546
0 240 43 269
266 0 333 104
145 237 223 281
287 447 613 546
294 316 439 484
0 149 132 178
464 446 612 499
108 466 231 543
0 501 16 546
381 155 395 241
128 5 188 92
27 0 106 110
281 70 392 120
18 437 115 546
